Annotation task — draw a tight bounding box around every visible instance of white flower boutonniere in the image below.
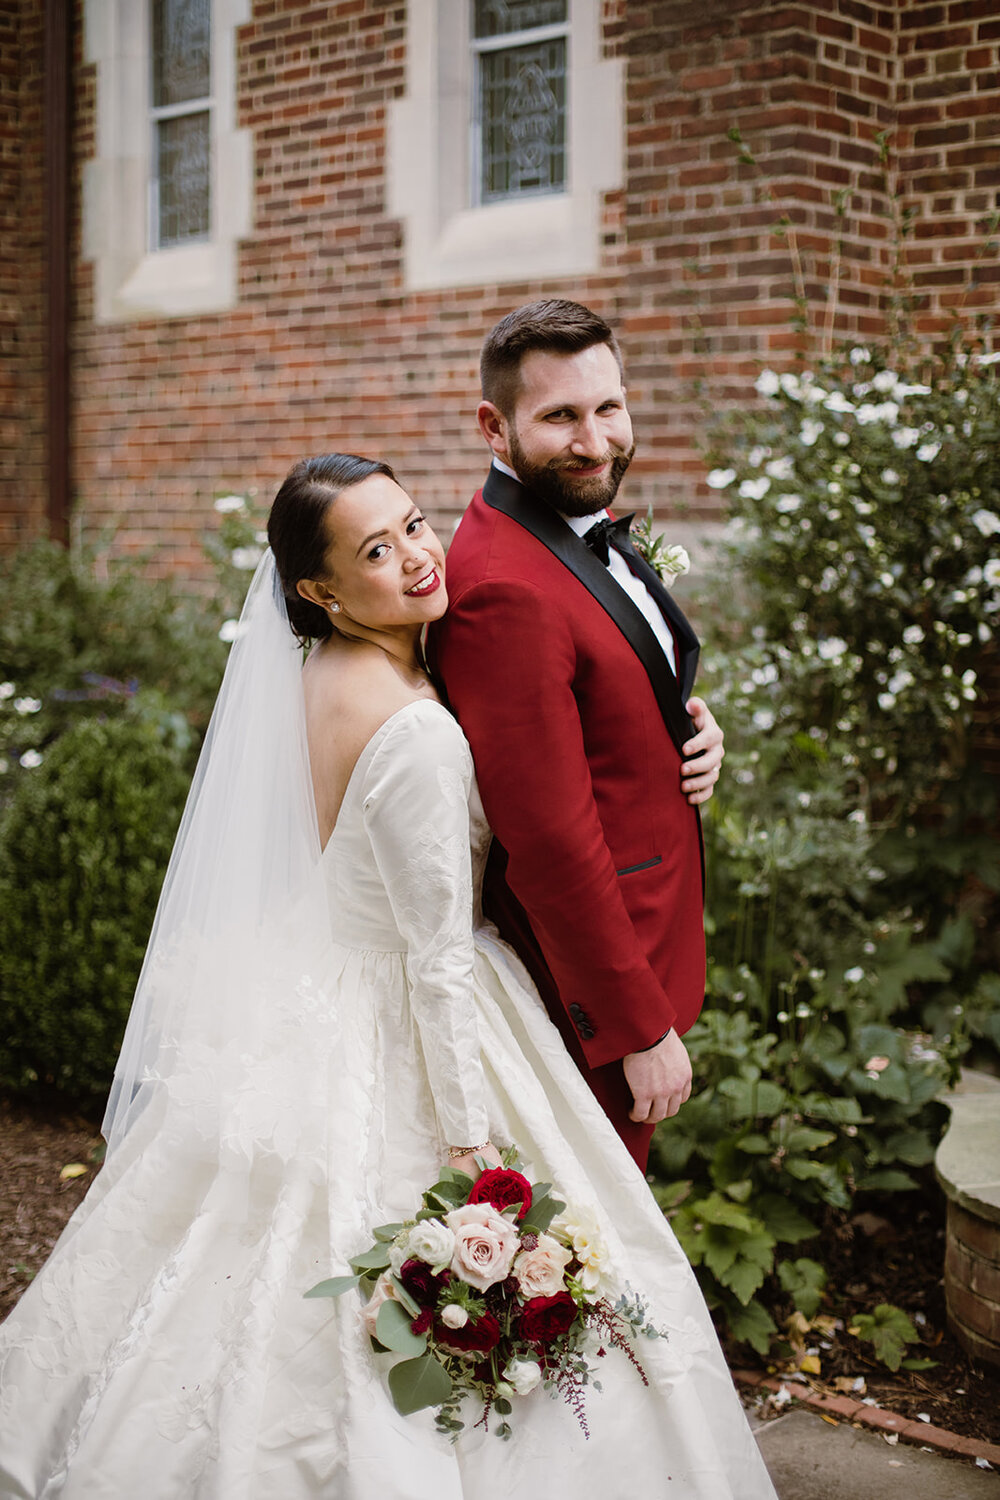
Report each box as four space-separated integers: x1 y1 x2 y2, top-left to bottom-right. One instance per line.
629 510 691 589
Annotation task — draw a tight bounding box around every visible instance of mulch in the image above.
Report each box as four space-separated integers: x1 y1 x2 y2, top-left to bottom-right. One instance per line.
2 1095 998 1452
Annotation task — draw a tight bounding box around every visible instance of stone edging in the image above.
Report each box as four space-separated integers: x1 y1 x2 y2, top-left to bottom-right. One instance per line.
733 1368 1000 1466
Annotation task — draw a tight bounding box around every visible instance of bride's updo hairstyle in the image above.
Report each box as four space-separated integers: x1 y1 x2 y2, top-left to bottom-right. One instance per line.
268 452 397 642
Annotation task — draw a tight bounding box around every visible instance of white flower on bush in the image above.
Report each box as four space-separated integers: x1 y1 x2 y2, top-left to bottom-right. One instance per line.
751 663 778 685
0 682 14 700
780 372 802 398
880 469 900 486
513 1234 572 1298
888 669 913 694
902 624 925 645
439 1303 469 1330
878 692 896 710
739 476 770 500
872 370 899 393
765 456 794 480
445 1202 520 1291
976 350 1000 365
19 749 42 769
817 637 847 661
748 445 770 467
844 966 865 983
218 619 247 643
13 697 41 715
706 468 736 489
823 391 855 414
214 494 247 515
406 1218 455 1272
231 546 263 571
503 1358 543 1395
916 441 941 462
891 426 920 450
776 493 801 513
799 418 823 446
755 369 781 397
849 346 871 365
984 559 1000 588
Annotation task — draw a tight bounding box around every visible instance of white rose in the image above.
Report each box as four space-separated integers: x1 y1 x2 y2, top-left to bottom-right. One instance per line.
406 1218 456 1271
503 1358 543 1395
445 1202 520 1291
513 1234 572 1299
440 1304 469 1330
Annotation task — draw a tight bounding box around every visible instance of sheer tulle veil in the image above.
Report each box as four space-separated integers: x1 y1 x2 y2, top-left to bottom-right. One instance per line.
102 550 332 1156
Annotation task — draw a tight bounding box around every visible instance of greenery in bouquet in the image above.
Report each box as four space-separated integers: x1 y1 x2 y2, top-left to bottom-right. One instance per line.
307 1150 665 1441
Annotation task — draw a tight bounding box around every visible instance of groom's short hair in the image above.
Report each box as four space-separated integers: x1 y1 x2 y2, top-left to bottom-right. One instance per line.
480 299 623 417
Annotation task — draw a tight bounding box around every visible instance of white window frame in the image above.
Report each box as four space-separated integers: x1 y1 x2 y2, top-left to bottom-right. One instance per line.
83 0 252 323
388 0 623 292
149 0 213 251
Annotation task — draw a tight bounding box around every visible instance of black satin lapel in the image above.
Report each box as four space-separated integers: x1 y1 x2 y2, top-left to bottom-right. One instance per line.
616 537 701 703
482 469 695 755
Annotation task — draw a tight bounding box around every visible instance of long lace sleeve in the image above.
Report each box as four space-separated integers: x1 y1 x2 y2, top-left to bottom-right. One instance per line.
361 705 491 1148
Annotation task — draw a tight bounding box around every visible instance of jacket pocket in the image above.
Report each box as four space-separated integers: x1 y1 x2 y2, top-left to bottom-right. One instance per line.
616 855 663 877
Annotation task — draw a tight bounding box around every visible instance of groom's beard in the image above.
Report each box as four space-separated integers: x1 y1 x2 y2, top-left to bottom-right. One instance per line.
507 430 635 517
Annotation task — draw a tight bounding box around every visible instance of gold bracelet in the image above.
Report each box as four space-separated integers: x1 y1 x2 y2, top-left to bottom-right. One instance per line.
447 1141 491 1159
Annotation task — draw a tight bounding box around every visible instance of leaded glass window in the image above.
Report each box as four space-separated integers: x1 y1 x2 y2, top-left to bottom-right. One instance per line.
151 0 212 248
472 1 568 204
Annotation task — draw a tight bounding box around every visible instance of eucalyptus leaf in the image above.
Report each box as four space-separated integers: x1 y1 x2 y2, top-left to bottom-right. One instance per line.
350 1245 392 1274
387 1354 453 1416
375 1298 428 1356
304 1274 362 1300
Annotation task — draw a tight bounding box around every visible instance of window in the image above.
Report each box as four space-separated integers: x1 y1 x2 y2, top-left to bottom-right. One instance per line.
472 1 568 205
389 0 622 292
83 0 251 323
151 0 212 248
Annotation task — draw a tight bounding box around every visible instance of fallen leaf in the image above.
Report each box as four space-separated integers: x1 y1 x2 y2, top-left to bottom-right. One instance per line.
59 1163 89 1181
882 1432 899 1446
916 1413 930 1423
833 1375 866 1396
799 1354 822 1375
976 1458 993 1471
820 1413 838 1426
888 1460 903 1467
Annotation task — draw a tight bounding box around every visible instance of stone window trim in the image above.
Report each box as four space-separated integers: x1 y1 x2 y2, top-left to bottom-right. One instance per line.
388 0 623 292
82 0 252 324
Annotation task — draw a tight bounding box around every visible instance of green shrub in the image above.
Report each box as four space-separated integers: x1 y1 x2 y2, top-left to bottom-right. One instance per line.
0 713 189 1104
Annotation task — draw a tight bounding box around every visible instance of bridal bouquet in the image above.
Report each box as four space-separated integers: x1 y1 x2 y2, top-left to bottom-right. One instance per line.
307 1149 665 1441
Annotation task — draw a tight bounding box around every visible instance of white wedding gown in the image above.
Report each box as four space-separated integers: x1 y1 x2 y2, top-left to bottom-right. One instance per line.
0 700 776 1499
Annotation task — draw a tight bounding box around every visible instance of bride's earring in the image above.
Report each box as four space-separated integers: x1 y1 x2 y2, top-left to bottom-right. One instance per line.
328 601 341 614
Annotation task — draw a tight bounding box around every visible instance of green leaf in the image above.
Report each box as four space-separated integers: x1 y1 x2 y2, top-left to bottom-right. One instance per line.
778 1257 827 1319
901 1357 938 1371
375 1298 427 1356
722 1255 769 1305
726 1298 777 1355
520 1192 565 1236
849 1303 919 1372
304 1274 362 1300
756 1195 818 1244
349 1245 392 1274
387 1354 453 1416
372 1222 404 1242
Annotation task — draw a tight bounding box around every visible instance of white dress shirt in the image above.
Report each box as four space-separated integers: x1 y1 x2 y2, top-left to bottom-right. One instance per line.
490 459 678 679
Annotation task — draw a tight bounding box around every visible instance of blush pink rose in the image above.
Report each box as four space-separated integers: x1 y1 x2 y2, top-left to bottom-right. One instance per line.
362 1271 400 1339
513 1233 572 1299
445 1202 520 1291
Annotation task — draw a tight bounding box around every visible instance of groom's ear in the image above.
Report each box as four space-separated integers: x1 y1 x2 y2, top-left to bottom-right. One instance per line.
477 400 510 460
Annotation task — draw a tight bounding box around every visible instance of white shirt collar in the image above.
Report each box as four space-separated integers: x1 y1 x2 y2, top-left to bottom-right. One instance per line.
488 460 606 535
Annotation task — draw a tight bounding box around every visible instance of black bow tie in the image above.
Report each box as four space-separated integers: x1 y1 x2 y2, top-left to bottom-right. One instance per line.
582 513 635 566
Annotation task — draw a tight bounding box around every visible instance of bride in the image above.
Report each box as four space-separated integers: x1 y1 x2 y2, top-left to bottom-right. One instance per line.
0 454 776 1499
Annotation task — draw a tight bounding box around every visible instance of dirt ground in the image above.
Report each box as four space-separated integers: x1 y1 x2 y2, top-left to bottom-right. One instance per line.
2 1094 998 1448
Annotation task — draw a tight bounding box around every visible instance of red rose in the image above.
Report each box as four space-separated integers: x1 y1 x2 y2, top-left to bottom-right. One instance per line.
435 1310 502 1354
398 1258 449 1307
467 1168 533 1222
411 1307 433 1335
518 1292 578 1346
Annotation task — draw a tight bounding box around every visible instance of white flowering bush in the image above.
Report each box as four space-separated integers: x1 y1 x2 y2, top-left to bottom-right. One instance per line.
649 338 1000 1362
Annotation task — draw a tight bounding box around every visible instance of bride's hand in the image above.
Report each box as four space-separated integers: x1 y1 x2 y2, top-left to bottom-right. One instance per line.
446 1142 503 1180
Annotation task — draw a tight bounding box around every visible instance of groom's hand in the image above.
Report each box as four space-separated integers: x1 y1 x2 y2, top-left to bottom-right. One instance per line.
623 1029 692 1124
681 696 724 805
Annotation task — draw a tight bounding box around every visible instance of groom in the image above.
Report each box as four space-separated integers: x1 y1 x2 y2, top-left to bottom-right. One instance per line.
430 299 723 1169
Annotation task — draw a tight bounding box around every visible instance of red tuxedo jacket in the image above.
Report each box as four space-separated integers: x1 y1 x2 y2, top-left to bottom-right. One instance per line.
429 467 706 1164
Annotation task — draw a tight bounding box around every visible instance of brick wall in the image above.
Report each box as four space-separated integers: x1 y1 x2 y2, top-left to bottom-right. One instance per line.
5 0 1000 571
0 0 46 548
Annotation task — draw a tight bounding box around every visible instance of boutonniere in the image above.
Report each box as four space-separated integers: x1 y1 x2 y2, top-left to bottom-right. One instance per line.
628 510 691 589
